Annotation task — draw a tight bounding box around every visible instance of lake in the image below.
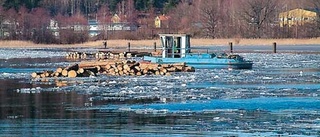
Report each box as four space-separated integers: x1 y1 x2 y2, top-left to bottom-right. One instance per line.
0 45 319 136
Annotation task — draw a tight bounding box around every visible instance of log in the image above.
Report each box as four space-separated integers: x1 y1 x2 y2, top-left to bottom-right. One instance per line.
123 64 130 71
95 66 101 72
65 63 79 71
142 69 149 75
155 70 160 75
117 65 123 71
104 64 111 70
167 67 177 72
77 68 84 74
136 72 142 76
83 67 99 74
56 67 63 73
79 60 117 68
175 66 184 71
40 73 46 78
80 70 93 77
61 69 68 77
134 66 141 72
44 71 53 77
119 70 124 76
160 67 167 73
139 62 159 70
54 72 60 77
31 72 42 78
68 70 77 78
184 66 195 72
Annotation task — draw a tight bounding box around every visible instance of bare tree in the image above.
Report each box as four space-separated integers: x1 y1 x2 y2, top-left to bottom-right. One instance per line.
311 0 320 36
199 0 220 38
239 0 278 38
167 1 195 34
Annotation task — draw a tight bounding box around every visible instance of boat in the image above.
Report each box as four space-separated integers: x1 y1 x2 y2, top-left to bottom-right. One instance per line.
143 34 253 69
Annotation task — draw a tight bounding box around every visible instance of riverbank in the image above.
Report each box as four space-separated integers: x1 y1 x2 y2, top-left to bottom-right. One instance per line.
0 38 319 48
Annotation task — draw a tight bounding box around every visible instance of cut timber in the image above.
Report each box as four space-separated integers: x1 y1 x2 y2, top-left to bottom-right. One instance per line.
77 68 84 74
31 72 42 78
79 60 118 68
65 63 79 71
67 70 77 78
184 66 195 72
61 69 68 77
54 72 60 77
56 68 63 73
31 58 195 79
84 67 98 74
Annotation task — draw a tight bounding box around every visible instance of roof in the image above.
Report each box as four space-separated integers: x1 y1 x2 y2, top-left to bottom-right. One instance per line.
159 34 190 37
158 15 170 21
279 8 317 17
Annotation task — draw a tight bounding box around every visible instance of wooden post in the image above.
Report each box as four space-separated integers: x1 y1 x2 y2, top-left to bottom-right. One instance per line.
154 42 157 52
128 42 131 52
229 42 233 53
103 41 107 49
273 42 277 53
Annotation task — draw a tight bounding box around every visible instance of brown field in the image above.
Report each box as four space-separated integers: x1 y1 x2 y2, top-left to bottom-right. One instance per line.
0 38 319 48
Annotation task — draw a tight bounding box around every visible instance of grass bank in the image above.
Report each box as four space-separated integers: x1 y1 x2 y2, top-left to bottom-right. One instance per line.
0 38 319 48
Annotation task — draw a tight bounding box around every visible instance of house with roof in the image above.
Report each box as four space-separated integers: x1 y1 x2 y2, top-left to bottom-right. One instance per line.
111 14 121 23
108 14 137 31
155 15 170 28
279 8 318 27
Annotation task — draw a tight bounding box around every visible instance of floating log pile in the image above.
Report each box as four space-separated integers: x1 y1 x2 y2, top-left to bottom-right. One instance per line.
100 61 194 76
31 63 98 79
31 60 195 78
66 51 151 60
66 52 90 59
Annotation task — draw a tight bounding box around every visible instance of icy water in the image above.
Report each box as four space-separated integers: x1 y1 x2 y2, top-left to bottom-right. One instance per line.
0 46 320 136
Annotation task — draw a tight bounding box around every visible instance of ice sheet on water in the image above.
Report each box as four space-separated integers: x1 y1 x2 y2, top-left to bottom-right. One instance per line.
242 53 320 69
0 48 67 59
1 51 319 104
0 72 31 79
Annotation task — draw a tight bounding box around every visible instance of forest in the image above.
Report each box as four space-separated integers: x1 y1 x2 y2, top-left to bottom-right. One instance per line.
0 0 320 44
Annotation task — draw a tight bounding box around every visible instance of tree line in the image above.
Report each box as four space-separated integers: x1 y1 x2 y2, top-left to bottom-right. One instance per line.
0 0 320 44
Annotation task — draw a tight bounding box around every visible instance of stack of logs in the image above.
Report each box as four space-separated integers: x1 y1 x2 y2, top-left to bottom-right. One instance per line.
66 51 133 60
66 51 152 60
31 63 98 78
66 52 89 59
31 60 195 79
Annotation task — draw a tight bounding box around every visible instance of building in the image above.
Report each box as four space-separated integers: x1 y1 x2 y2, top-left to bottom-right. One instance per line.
155 15 170 28
279 8 318 27
88 19 99 37
0 19 13 37
47 19 59 37
111 14 121 23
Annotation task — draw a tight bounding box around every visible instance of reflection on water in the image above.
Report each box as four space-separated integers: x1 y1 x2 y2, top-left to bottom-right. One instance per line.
0 48 320 136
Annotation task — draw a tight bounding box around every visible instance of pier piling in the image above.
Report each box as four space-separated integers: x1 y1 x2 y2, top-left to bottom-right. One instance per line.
103 41 107 49
273 42 277 53
229 42 233 53
128 42 131 52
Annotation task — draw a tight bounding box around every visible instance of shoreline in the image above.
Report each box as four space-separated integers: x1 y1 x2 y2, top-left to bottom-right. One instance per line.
0 38 319 48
